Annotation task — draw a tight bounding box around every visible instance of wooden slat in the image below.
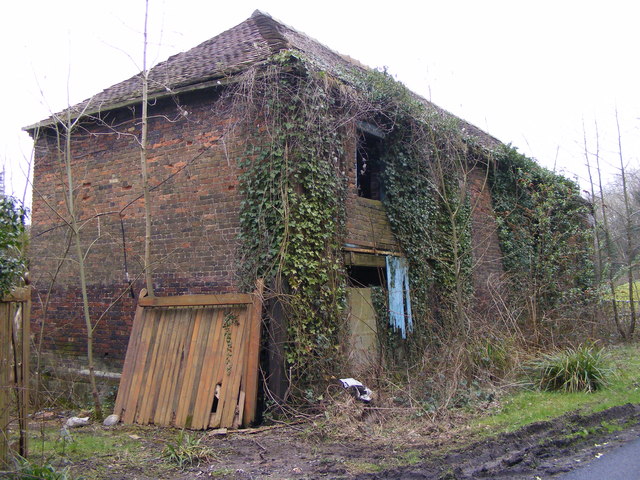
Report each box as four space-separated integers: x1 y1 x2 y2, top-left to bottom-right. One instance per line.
168 308 197 425
209 309 246 428
155 308 185 425
243 280 264 426
148 308 178 424
191 308 223 428
122 308 156 424
207 311 233 429
20 293 30 457
186 308 213 429
219 310 250 428
1 287 30 303
138 293 252 308
182 308 213 428
174 308 205 427
233 390 246 429
191 308 224 429
114 296 146 416
136 308 169 424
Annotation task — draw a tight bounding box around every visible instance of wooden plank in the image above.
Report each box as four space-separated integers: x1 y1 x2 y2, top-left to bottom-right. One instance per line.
342 245 400 256
155 308 184 425
185 308 215 428
138 293 252 308
174 307 205 427
190 308 219 429
242 280 264 427
344 252 387 267
123 308 157 424
191 308 224 429
114 295 146 417
167 308 195 424
198 307 229 428
219 309 250 428
232 390 246 429
209 308 246 428
137 308 169 424
168 307 197 425
21 293 30 459
207 311 232 429
184 307 213 429
148 308 178 424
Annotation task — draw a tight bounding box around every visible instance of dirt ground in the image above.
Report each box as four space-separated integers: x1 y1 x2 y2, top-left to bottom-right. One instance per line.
22 402 640 480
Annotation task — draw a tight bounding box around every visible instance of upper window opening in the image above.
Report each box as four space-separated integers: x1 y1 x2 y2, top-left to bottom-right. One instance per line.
356 128 385 201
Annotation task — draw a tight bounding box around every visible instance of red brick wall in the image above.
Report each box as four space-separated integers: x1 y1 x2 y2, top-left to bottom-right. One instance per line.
30 91 244 367
467 163 505 307
29 93 504 369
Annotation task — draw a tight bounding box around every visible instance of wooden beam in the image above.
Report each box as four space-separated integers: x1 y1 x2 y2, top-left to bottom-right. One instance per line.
344 252 387 267
138 293 253 307
342 245 400 256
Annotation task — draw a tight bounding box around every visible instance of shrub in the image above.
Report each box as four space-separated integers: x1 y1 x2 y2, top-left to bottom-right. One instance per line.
531 344 610 393
9 458 73 480
0 196 27 295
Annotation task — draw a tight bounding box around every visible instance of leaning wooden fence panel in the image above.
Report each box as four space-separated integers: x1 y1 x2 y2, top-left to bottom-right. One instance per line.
114 282 263 429
0 287 30 467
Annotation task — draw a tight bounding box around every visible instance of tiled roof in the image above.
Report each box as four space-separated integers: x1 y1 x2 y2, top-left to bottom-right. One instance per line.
27 10 500 148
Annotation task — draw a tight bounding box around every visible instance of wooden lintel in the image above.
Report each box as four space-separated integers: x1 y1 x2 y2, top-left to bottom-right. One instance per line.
344 252 387 267
342 245 400 257
138 293 253 307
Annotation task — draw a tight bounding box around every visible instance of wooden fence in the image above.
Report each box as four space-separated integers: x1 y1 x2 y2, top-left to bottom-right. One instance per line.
114 281 263 429
0 287 30 467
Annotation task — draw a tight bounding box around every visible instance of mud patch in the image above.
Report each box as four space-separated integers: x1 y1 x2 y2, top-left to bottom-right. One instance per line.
352 404 640 479
23 404 640 479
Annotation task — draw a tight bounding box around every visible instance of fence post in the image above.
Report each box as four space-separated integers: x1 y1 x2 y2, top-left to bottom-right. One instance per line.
1 287 31 466
0 301 9 467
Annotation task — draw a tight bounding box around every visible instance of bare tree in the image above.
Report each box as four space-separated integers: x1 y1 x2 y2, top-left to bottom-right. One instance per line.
615 111 637 337
53 105 104 419
139 0 154 296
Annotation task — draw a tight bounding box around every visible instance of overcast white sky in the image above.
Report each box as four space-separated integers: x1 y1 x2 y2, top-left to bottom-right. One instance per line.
2 0 638 208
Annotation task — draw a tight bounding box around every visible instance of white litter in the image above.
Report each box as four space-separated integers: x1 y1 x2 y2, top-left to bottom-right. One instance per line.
339 378 373 403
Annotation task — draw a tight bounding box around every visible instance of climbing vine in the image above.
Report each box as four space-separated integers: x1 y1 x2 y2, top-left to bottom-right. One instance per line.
235 53 348 392
232 52 593 393
489 145 595 333
357 70 475 352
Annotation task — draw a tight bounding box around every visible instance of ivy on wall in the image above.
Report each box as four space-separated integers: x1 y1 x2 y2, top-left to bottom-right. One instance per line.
489 145 595 325
361 70 475 349
236 54 348 389
233 53 594 390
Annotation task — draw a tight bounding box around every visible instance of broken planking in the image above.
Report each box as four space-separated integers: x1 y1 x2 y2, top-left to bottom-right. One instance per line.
113 280 264 430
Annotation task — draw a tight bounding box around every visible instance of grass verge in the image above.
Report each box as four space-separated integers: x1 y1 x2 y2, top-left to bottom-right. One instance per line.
473 343 640 433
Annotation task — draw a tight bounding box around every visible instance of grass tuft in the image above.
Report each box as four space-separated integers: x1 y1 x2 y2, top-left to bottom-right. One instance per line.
163 430 216 470
530 344 610 393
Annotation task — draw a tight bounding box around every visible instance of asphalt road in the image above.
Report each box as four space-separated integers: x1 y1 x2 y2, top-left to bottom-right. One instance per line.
555 435 640 479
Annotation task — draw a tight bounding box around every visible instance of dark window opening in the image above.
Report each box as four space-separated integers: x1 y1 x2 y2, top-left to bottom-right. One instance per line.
347 265 386 288
356 131 385 200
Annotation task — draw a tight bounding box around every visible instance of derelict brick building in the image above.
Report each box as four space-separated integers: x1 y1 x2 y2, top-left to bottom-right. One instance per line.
26 11 504 376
